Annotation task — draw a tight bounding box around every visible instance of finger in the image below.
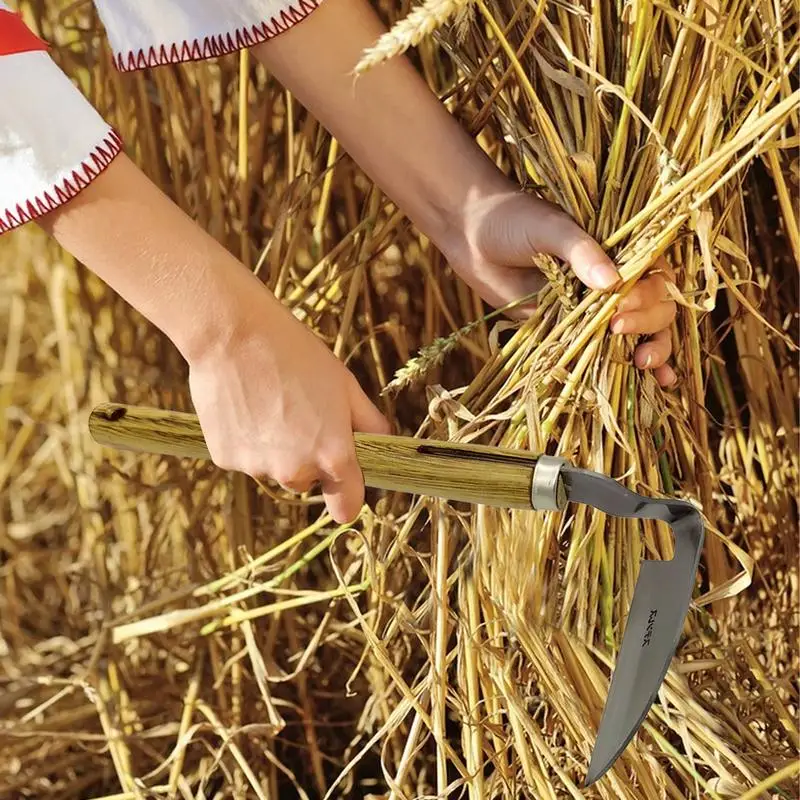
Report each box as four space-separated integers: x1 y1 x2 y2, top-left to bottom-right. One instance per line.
654 363 678 388
503 299 538 321
317 378 386 524
618 273 667 313
543 216 620 291
618 257 676 312
319 448 365 525
652 255 676 284
634 328 673 370
611 300 677 336
348 376 392 435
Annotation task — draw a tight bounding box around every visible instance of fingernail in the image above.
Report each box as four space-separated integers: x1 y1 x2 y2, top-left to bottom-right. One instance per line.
590 263 619 289
664 367 677 387
618 295 638 313
634 348 650 368
611 316 627 334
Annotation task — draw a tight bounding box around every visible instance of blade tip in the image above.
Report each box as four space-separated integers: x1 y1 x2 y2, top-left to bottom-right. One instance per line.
582 764 607 788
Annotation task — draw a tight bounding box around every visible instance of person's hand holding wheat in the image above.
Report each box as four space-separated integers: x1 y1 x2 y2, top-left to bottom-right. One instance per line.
255 0 679 388
441 187 679 387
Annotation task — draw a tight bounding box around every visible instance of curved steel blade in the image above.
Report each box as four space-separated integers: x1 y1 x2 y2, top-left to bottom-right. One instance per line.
560 467 705 787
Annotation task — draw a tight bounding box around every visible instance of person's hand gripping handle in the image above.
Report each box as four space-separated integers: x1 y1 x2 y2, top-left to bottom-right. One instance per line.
89 403 549 512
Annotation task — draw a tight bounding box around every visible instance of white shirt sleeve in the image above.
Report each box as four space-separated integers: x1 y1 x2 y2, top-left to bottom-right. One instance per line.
94 0 324 72
0 3 122 236
1 0 322 237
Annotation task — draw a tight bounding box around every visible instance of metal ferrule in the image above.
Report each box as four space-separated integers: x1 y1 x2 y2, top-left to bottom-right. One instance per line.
531 455 569 510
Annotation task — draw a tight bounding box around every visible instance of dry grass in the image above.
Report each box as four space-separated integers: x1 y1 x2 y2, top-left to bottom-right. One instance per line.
0 0 798 798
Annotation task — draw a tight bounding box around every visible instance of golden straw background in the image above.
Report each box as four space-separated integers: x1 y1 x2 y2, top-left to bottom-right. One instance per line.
0 0 797 798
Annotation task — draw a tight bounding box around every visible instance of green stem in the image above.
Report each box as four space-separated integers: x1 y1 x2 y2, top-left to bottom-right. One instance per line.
653 425 674 495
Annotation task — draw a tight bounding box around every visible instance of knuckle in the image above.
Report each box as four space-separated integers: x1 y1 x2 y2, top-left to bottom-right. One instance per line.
271 465 307 487
281 479 313 494
653 326 672 343
214 458 237 474
209 447 241 475
638 277 662 306
318 449 355 481
206 440 263 478
655 261 677 287
241 457 268 479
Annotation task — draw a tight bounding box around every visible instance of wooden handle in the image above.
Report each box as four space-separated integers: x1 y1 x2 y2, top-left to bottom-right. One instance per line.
88 403 541 509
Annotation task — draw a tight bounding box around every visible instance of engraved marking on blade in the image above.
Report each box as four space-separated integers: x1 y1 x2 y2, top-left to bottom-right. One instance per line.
642 609 658 648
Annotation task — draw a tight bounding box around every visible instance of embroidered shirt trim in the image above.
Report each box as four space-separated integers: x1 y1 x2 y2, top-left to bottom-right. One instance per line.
0 130 123 235
110 0 320 72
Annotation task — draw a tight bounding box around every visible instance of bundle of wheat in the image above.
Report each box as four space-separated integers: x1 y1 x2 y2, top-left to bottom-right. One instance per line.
347 0 799 796
1 3 478 797
0 0 797 798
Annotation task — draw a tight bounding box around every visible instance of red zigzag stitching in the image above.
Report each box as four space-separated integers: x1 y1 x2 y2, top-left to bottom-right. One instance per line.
3 4 320 233
0 130 123 235
114 1 320 73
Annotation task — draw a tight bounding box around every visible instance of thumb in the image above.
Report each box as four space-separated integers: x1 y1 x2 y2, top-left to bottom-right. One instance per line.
545 216 620 292
348 376 392 435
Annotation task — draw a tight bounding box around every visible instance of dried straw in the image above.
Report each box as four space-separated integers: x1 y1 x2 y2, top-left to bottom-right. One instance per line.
1 0 797 798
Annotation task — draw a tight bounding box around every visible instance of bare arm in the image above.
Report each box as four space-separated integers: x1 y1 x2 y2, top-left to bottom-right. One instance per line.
37 153 276 363
38 153 390 524
251 0 508 257
252 0 677 385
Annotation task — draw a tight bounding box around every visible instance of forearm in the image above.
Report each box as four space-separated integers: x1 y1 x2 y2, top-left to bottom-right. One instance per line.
37 154 277 362
251 0 509 251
